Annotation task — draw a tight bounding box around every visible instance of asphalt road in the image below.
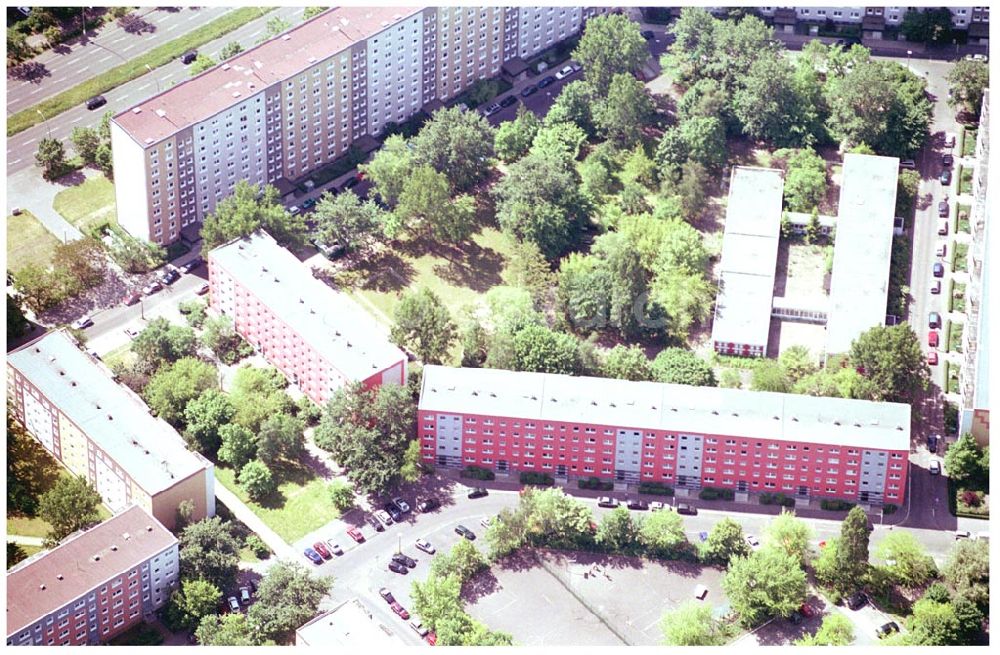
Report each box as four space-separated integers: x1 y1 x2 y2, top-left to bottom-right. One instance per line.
7 7 232 114
6 6 304 176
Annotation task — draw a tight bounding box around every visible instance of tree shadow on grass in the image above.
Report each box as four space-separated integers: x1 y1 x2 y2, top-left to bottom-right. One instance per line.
352 250 415 293
53 170 87 188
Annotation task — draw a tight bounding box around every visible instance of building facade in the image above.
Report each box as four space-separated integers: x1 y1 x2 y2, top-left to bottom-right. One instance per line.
751 6 989 33
6 506 179 646
207 231 407 406
111 6 605 246
419 366 910 506
7 331 215 531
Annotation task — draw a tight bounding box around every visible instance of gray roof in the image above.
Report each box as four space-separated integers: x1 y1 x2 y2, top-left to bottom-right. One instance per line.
711 167 784 347
208 231 405 382
825 154 899 354
7 331 209 495
419 365 911 451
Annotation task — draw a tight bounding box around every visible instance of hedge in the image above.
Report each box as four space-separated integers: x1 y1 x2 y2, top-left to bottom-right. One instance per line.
638 482 674 497
520 472 555 486
460 466 495 481
698 487 735 501
759 492 796 508
577 476 613 491
820 499 855 511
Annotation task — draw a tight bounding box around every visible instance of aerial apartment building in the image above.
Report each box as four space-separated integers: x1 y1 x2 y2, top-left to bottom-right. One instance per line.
110 6 605 246
7 331 215 531
419 365 910 506
6 505 179 646
207 230 407 406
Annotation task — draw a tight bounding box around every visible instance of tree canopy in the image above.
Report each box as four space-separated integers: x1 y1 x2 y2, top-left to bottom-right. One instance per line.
848 324 930 403
391 287 456 365
572 13 649 95
38 475 103 545
660 601 730 646
410 106 496 192
700 516 750 566
312 190 384 252
651 348 716 387
246 561 330 643
200 181 306 250
179 517 241 591
723 548 807 627
143 357 218 427
874 531 938 588
946 59 989 117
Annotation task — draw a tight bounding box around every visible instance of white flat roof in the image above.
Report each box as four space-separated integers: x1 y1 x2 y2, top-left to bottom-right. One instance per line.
825 154 899 354
420 365 911 451
208 231 405 381
297 600 405 647
7 331 209 495
711 167 784 348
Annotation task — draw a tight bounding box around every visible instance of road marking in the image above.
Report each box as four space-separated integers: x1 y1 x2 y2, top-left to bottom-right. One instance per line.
23 138 36 145
54 76 66 83
98 54 112 63
70 116 83 123
29 87 44 95
116 96 129 102
138 83 151 91
122 44 134 52
167 23 179 31
250 29 262 37
11 158 21 165
78 66 90 72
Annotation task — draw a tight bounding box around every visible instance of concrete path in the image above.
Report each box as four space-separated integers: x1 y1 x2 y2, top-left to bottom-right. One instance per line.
7 534 45 546
7 165 85 242
213 476 295 561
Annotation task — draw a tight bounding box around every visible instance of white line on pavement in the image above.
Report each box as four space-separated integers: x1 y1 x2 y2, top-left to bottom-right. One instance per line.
23 138 36 145
122 44 134 52
98 54 112 63
54 76 66 83
78 66 89 72
29 87 44 95
11 159 21 165
249 29 262 37
116 96 129 102
167 23 179 31
70 116 83 123
138 83 151 91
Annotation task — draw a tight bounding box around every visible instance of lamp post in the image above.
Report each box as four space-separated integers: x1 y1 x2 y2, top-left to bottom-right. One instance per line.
144 64 161 93
36 109 51 139
906 49 912 72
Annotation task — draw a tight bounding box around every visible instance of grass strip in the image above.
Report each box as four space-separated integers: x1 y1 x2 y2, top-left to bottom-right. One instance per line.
8 7 274 136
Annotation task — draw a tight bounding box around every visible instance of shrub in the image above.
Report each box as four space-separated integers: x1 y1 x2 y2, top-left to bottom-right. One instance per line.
638 482 675 497
244 534 270 558
520 471 555 486
578 476 613 491
460 466 495 481
759 492 796 508
820 499 855 511
960 490 982 508
295 396 322 426
698 487 735 501
882 503 899 515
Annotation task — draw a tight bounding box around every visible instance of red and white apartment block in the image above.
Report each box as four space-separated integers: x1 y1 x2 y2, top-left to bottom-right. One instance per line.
419 366 910 506
6 506 178 646
208 230 407 405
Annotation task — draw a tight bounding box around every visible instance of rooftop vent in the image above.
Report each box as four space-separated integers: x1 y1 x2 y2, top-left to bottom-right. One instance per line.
155 109 166 118
609 402 616 408
107 415 113 421
854 422 862 427
232 92 241 98
262 266 268 272
530 395 537 400
731 412 739 417
39 584 46 590
791 417 798 422
56 574 64 580
489 392 496 398
59 370 65 376
34 347 40 352
833 420 841 426
92 555 100 562
472 391 478 396
146 526 153 532
773 416 780 420
307 56 316 63
71 381 77 387
49 356 56 362
131 107 142 114
281 34 291 40
346 341 352 347
122 532 130 540
711 410 719 415
110 545 118 552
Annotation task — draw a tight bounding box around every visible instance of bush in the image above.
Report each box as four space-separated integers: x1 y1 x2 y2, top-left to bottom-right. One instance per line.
698 487 735 501
295 396 322 426
820 499 855 511
578 476 613 491
638 482 675 497
960 490 982 508
944 401 959 434
882 503 898 515
759 492 796 508
460 466 495 481
244 534 270 558
520 471 555 486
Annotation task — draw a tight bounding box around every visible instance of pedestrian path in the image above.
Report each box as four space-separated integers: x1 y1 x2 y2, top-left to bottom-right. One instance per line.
7 166 84 242
7 534 44 546
213 477 295 561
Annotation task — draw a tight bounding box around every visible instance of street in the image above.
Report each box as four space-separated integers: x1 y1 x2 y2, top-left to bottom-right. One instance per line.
6 6 303 176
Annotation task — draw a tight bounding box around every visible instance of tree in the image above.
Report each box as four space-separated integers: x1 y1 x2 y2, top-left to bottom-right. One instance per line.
700 517 750 566
132 317 197 374
833 507 871 595
900 8 952 45
411 573 464 632
94 143 113 177
200 181 306 250
7 28 33 64
220 41 243 59
733 53 818 147
400 439 424 482
189 53 217 76
143 357 217 427
247 560 331 642
391 287 456 365
196 613 271 646
179 517 241 591
510 324 582 375
650 270 714 342
795 613 854 646
679 116 727 169
943 539 989 609
411 106 495 192
778 345 817 383
7 294 29 339
168 578 222 630
593 73 655 146
7 412 57 516
359 135 414 209
596 506 641 553
302 6 325 21
904 598 960 645
660 601 729 646
952 595 985 645
7 542 28 569
751 360 792 393
38 475 102 545
70 126 101 164
175 500 195 532
723 549 807 627
793 365 863 399
494 106 541 163
651 348 716 387
328 479 355 512
179 300 208 329
229 365 294 433
199 315 245 364
312 190 384 251
183 389 234 456
602 345 653 381
638 508 688 557
256 412 305 466
35 137 67 180
944 433 986 485
573 13 649 95
762 510 813 567
217 424 257 471
238 460 276 501
848 324 929 403
946 59 989 117
557 252 610 333
678 78 731 125
266 16 291 37
592 232 655 340
545 80 597 135
432 538 487 583
874 531 937 588
503 238 553 308
778 147 828 213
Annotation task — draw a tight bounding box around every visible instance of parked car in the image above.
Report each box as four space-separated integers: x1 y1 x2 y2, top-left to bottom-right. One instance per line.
85 95 107 110
936 243 947 257
410 621 430 637
846 592 867 610
554 65 574 80
627 499 649 511
383 503 403 522
942 153 954 167
425 632 437 645
326 541 344 556
71 316 94 330
227 596 240 612
415 538 435 554
392 497 411 514
180 50 198 64
467 487 488 499
123 327 140 339
303 547 323 565
313 542 332 559
482 102 502 117
876 621 899 638
799 603 816 618
955 530 972 540
930 279 941 294
898 159 916 170
938 200 950 217
597 497 620 508
390 601 410 619
927 351 939 366
676 503 697 516
698 531 709 542
391 552 416 568
379 588 395 603
940 169 952 185
649 501 667 512
537 75 556 88
142 281 161 296
416 497 440 513
179 258 202 273
745 535 761 549
302 197 316 210
938 220 949 235
521 84 538 97
388 560 408 574
499 95 518 108
288 205 301 215
933 262 945 278
641 29 655 39
239 587 251 604
928 311 941 328
374 509 393 527
927 434 939 453
929 459 941 475
367 514 385 532
454 525 476 540
944 132 956 148
196 282 210 295
160 269 180 285
346 525 365 543
928 331 939 348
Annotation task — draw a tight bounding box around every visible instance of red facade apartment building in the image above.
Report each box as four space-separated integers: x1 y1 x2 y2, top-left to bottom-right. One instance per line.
208 230 407 405
419 366 911 505
6 506 178 646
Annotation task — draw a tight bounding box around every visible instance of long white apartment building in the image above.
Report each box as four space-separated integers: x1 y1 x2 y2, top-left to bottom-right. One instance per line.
110 6 606 246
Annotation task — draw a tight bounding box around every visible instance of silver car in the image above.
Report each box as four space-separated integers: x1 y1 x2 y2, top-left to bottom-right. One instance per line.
415 538 436 555
375 509 393 527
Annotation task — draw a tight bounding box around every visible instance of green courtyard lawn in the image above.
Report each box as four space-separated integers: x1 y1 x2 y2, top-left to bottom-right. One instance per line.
6 210 61 273
961 127 978 157
957 203 971 233
214 460 339 544
958 165 973 195
951 281 967 313
52 175 118 235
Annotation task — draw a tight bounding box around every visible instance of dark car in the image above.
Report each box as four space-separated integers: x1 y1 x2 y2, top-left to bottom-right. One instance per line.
388 560 408 574
676 503 698 516
846 592 867 610
521 84 538 97
927 434 939 453
86 95 107 110
180 50 198 65
789 611 803 625
342 177 360 191
367 514 385 532
499 95 517 108
303 547 323 565
302 197 316 210
876 621 899 637
160 269 180 285
467 487 488 499
455 525 476 540
390 601 410 620
379 587 395 603
627 499 649 510
179 258 202 273
932 262 945 278
416 497 440 513
940 169 952 185
938 200 950 217
537 75 556 88
391 553 417 569
942 153 954 167
641 29 655 39
383 503 403 522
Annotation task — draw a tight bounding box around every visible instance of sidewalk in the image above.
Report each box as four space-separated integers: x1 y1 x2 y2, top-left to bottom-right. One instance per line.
7 166 85 242
213 477 295 561
7 534 44 546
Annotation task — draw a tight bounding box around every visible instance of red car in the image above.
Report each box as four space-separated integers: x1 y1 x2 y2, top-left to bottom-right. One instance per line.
390 601 409 620
927 352 939 366
928 331 939 348
346 525 365 543
123 291 140 306
425 632 437 645
312 541 332 559
800 604 816 618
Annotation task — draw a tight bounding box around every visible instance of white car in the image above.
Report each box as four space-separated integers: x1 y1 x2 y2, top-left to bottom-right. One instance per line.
326 540 344 556
481 103 502 117
929 459 942 475
392 497 411 514
374 509 394 527
123 327 140 339
649 501 667 512
415 538 436 554
554 64 574 80
71 316 94 330
745 535 760 549
480 516 493 528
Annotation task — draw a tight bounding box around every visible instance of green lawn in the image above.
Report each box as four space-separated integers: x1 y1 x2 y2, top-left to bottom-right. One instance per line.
959 166 973 195
101 342 136 369
962 127 978 158
7 210 61 273
52 175 118 234
6 515 52 539
954 242 969 273
951 281 966 313
957 203 971 233
950 322 964 354
215 461 339 544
